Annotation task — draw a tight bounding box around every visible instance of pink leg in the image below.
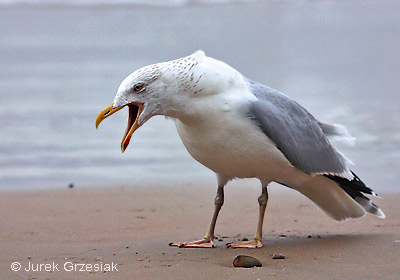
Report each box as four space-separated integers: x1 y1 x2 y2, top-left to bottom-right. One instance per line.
227 186 268 249
169 185 224 248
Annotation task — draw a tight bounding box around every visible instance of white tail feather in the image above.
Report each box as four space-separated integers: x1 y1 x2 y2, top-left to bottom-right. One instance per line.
319 122 356 146
292 175 366 221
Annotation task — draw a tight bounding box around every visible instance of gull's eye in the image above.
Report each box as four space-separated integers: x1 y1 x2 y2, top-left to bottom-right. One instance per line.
133 84 144 93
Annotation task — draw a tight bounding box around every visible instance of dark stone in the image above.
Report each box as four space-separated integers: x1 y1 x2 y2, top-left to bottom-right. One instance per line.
233 255 262 268
272 253 285 259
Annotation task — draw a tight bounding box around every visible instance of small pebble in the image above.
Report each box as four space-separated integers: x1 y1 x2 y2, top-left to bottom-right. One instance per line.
233 255 262 268
218 238 223 241
272 254 285 259
242 237 249 241
68 183 74 189
307 235 312 239
279 234 287 238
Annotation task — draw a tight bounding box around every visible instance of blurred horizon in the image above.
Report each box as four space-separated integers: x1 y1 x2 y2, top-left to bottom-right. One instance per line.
0 0 252 8
0 1 399 191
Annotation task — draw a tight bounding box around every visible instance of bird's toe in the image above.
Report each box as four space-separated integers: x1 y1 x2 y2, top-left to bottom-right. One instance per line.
169 238 216 248
226 239 263 249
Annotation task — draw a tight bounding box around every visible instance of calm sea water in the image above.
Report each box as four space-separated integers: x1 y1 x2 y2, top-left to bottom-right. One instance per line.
0 1 399 191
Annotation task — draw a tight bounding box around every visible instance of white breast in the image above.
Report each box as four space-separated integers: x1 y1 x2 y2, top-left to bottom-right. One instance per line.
173 92 295 182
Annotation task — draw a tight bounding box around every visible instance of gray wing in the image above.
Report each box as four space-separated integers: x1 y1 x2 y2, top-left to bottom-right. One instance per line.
246 79 351 178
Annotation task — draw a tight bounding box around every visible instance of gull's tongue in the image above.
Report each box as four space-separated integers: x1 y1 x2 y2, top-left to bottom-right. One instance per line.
121 105 140 151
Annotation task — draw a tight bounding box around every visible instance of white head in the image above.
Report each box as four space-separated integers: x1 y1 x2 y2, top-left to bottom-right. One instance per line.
96 50 242 152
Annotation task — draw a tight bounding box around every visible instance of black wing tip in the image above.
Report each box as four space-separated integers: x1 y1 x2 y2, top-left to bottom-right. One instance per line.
324 171 384 217
324 171 375 198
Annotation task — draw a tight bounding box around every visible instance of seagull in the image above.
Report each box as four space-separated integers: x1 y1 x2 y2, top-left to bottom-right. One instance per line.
96 51 384 248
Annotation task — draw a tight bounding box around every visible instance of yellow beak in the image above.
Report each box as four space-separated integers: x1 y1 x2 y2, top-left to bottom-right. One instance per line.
95 103 123 129
96 103 144 153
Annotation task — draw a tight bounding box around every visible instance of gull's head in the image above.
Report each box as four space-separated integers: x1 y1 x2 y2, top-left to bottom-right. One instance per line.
95 62 169 153
96 50 213 152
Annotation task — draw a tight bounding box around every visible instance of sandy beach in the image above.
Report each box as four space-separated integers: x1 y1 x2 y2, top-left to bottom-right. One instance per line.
1 182 399 279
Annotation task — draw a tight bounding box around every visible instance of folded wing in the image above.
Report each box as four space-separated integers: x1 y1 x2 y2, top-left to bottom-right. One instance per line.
246 79 352 179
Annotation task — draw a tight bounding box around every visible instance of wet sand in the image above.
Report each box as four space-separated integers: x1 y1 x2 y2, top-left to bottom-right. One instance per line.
1 183 399 279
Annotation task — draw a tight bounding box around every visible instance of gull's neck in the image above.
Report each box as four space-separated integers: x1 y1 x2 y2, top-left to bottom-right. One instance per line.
158 55 255 124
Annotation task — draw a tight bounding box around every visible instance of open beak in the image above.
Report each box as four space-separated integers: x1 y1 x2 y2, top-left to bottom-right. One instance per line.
96 103 144 153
